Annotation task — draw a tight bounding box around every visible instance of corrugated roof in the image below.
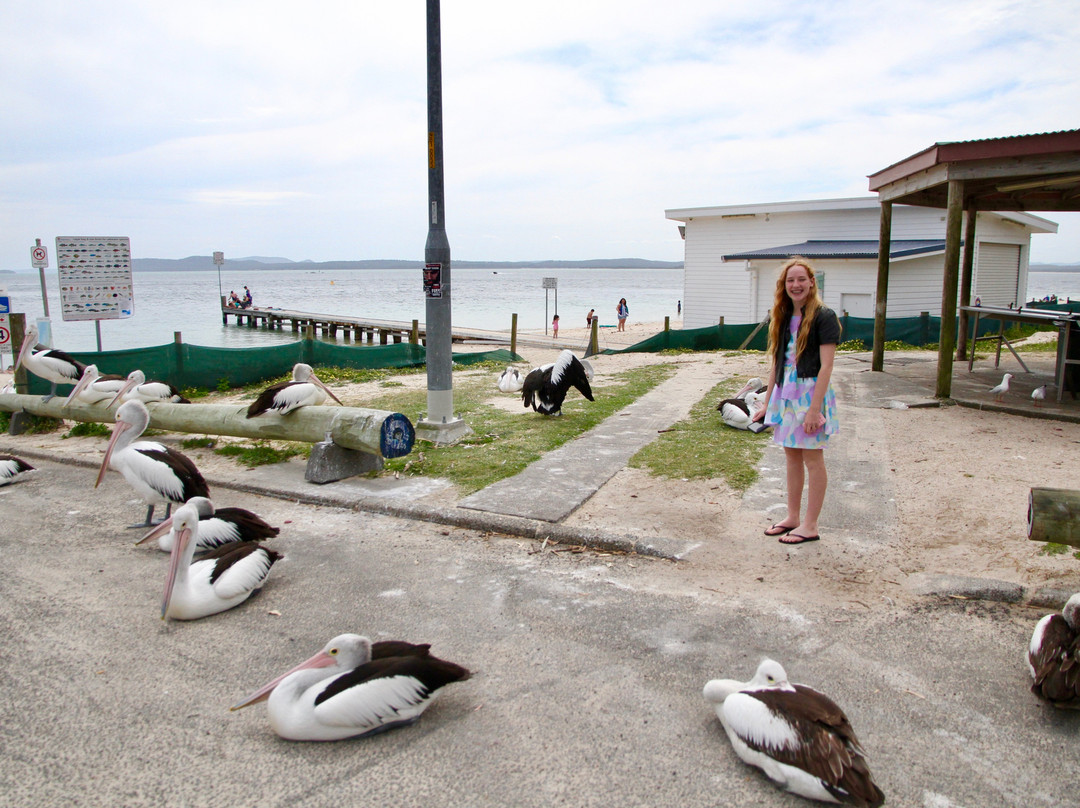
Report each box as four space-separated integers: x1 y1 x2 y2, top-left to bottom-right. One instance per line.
722 239 947 261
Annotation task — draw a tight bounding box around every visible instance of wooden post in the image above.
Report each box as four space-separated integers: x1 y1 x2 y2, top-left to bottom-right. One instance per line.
10 313 28 394
920 312 930 346
1028 487 1080 548
221 296 228 325
510 313 518 357
936 179 964 398
717 316 725 349
872 200 892 372
588 318 599 356
411 319 419 345
956 207 977 361
664 316 670 332
173 332 184 388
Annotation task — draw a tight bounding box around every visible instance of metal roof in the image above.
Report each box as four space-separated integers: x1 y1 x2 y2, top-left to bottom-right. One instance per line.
722 239 947 261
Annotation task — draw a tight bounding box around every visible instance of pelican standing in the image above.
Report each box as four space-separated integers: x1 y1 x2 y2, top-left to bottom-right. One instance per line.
703 659 885 807
0 454 34 486
521 350 594 416
1028 593 1080 709
160 500 282 621
497 366 523 393
988 372 1013 402
137 496 280 552
108 369 190 407
14 324 86 400
95 400 209 527
230 633 470 741
64 364 127 407
246 363 342 417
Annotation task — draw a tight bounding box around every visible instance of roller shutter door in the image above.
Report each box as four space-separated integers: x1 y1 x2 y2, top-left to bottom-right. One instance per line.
974 243 1020 306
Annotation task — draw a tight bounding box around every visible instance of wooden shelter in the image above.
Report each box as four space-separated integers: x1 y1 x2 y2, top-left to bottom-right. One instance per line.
867 130 1080 397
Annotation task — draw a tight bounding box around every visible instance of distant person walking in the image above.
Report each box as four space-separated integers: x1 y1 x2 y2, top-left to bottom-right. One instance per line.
586 309 595 328
616 298 629 331
552 314 560 338
677 300 681 315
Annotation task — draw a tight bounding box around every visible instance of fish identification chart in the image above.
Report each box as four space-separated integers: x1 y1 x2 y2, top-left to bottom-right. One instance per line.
56 236 134 321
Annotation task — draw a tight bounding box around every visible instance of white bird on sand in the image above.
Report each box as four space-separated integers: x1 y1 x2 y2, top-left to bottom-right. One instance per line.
14 323 87 400
137 496 280 552
64 364 127 407
0 454 35 486
703 659 885 807
230 633 471 741
1032 385 1047 407
160 500 282 621
988 372 1013 402
1028 593 1080 709
497 366 523 393
521 350 594 416
246 363 343 417
108 369 190 407
95 400 209 527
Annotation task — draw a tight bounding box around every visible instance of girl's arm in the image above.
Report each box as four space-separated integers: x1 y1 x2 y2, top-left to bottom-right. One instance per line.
803 343 836 433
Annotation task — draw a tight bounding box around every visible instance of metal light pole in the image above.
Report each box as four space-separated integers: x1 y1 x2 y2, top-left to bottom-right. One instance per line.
416 0 469 444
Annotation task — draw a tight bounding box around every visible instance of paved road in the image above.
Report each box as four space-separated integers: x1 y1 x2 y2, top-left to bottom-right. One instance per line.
1 461 1077 808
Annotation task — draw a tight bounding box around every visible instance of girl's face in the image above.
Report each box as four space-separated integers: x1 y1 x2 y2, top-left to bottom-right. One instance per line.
784 265 813 309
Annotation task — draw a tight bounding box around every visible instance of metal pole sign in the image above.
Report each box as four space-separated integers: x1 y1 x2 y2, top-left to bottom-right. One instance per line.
0 286 9 350
31 244 48 268
542 277 557 334
55 236 134 321
214 251 225 300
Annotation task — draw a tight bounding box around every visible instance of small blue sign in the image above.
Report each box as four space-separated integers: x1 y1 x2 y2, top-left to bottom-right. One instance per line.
0 296 9 314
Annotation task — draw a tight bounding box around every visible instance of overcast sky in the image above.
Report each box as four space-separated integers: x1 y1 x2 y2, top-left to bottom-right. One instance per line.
3 0 1078 270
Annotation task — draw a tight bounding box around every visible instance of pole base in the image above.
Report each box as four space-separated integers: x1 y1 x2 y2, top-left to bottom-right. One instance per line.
305 440 383 484
414 416 472 446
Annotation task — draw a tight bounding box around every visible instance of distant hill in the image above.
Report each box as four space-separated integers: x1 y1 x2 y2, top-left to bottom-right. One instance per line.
1030 263 1080 272
132 256 683 272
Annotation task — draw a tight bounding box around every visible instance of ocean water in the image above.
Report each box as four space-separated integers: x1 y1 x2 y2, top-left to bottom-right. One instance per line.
1024 270 1080 303
1 266 685 353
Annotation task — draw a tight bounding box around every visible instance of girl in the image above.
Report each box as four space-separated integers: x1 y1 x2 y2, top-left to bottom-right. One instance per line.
552 314 560 338
616 298 629 331
753 257 840 544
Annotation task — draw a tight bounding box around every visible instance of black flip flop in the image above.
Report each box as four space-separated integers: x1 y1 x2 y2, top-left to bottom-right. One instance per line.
780 533 820 544
764 524 795 537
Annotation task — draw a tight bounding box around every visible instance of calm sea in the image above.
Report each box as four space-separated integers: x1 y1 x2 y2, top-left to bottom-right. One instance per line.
0 266 685 353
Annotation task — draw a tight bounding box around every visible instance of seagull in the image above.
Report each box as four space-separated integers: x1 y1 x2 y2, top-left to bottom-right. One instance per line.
136 496 280 552
1031 385 1047 407
497 366 523 393
1028 593 1080 709
0 454 35 486
230 633 471 741
246 363 343 417
703 659 885 807
521 350 594 416
13 323 87 400
64 364 127 407
160 500 282 621
108 369 190 407
988 373 1013 402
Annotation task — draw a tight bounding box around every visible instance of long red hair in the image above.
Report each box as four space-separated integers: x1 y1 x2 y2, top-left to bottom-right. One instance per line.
765 257 829 367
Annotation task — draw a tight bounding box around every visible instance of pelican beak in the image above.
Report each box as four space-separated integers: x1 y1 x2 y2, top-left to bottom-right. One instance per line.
136 516 173 546
95 420 131 488
65 371 92 406
14 334 35 372
312 374 343 406
230 650 337 711
107 378 138 409
160 525 191 619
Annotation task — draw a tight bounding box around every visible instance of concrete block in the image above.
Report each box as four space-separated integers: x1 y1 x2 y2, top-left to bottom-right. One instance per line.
305 440 383 484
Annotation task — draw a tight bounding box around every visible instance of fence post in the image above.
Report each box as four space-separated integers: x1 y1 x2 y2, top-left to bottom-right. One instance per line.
920 311 930 346
303 324 315 366
842 310 849 341
717 316 725 349
173 331 184 389
511 313 518 357
411 319 419 345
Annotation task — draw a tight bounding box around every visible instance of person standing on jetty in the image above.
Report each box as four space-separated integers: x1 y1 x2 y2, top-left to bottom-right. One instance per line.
616 298 629 331
752 257 840 545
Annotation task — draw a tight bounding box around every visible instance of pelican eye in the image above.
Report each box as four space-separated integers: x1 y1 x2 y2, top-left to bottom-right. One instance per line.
328 648 339 656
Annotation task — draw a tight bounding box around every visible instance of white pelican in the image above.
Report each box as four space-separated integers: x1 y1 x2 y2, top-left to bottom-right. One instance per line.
703 659 885 807
108 369 190 407
14 323 86 400
64 364 127 407
95 400 209 527
497 366 523 393
718 379 768 431
521 350 594 416
1032 385 1047 407
230 633 471 741
0 454 34 486
161 500 282 621
1028 593 1080 709
246 363 343 417
137 496 280 552
988 372 1013 402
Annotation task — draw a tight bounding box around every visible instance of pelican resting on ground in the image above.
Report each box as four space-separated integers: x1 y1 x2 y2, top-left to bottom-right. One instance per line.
137 496 280 552
64 364 127 407
108 369 190 407
161 500 282 621
1032 385 1047 407
95 400 209 527
521 350 594 416
231 633 471 741
497 366 523 393
718 377 768 431
988 373 1013 402
1028 593 1080 709
14 323 87 400
247 363 343 417
703 659 885 807
0 454 34 486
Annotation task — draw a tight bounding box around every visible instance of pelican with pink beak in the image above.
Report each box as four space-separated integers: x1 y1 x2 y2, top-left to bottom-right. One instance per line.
137 496 280 552
15 323 86 401
246 363 343 417
64 364 127 407
107 369 190 408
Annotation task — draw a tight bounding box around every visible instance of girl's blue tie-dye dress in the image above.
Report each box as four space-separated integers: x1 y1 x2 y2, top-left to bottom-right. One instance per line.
763 314 838 449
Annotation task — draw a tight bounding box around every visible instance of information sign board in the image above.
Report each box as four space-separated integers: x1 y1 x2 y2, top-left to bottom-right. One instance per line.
55 237 134 321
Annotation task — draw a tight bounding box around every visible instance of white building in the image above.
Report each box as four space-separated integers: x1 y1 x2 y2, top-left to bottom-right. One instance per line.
665 197 1057 329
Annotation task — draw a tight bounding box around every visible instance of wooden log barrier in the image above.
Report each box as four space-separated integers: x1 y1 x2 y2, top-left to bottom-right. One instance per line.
0 394 415 459
1028 487 1080 548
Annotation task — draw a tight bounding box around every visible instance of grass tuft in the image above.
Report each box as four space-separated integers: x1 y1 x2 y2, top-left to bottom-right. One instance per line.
214 441 307 467
63 421 111 439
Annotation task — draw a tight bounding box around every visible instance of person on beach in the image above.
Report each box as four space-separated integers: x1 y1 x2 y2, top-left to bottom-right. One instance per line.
552 314 559 338
752 257 840 545
616 298 629 331
677 300 681 315
586 309 595 328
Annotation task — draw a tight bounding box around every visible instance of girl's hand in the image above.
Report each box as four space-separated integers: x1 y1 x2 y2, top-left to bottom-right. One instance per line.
803 410 824 433
751 406 766 423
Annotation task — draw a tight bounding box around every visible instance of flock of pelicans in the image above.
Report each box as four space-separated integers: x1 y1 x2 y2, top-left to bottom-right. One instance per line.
3 331 1079 804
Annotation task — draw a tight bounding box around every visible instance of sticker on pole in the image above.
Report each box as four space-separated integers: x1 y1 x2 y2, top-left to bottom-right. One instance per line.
0 314 10 347
423 263 443 298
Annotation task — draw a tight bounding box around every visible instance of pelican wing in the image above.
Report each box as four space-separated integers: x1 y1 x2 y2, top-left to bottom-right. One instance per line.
133 446 209 502
40 349 88 382
550 351 594 401
1029 614 1080 706
205 542 282 599
246 381 320 417
521 367 546 410
211 507 281 544
0 455 34 485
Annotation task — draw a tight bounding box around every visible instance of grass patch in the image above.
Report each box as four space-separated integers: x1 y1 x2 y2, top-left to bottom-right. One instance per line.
214 441 307 467
63 421 111 439
0 412 62 434
180 437 217 450
1037 542 1080 560
629 377 768 492
378 363 675 494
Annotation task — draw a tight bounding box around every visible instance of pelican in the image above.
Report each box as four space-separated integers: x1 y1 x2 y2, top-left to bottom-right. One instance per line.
64 364 127 407
108 369 190 407
246 363 343 417
703 659 885 807
230 633 471 741
137 496 280 552
1032 385 1047 407
95 400 209 527
988 373 1013 402
160 500 282 621
1 379 14 395
1028 593 1080 709
497 366 523 393
0 454 34 486
521 350 594 416
14 323 86 400
718 379 768 431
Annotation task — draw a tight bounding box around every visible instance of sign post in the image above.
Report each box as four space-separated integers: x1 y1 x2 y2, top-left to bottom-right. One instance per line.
31 239 50 319
214 251 225 301
542 277 558 335
0 286 10 367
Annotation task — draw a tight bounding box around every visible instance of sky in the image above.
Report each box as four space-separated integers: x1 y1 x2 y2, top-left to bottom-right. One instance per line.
3 0 1079 270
